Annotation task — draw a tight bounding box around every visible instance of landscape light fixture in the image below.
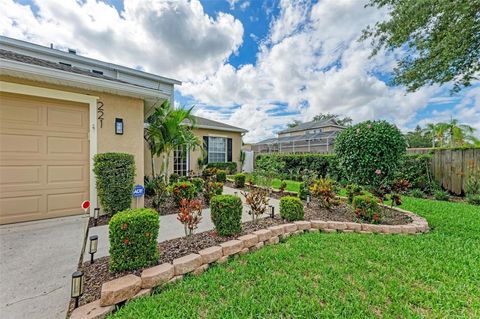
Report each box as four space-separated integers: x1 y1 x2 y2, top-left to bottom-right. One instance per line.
234 191 238 196
307 195 311 207
93 208 100 226
71 271 84 308
269 205 275 218
89 235 98 264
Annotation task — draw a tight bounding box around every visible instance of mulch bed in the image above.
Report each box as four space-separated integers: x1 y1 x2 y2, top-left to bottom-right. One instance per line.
224 181 294 200
74 200 411 311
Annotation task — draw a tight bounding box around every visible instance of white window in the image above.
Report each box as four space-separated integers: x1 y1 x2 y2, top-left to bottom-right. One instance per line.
173 146 189 176
208 137 226 163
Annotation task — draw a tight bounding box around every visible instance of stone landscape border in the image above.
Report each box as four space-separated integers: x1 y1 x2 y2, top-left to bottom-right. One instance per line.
70 207 429 319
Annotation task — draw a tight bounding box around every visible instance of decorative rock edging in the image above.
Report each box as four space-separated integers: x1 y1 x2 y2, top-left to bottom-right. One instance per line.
70 207 429 318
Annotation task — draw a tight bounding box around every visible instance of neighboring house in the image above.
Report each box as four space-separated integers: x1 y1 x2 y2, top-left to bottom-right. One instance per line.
144 115 248 177
253 118 344 154
0 36 180 224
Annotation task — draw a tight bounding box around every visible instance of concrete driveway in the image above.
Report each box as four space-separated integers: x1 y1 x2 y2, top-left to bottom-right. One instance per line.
0 215 87 319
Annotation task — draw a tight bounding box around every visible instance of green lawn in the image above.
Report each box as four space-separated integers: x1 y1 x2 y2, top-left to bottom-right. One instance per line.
111 198 480 318
228 174 301 193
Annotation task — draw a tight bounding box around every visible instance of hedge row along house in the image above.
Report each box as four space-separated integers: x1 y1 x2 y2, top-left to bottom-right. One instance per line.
252 118 345 154
0 36 246 224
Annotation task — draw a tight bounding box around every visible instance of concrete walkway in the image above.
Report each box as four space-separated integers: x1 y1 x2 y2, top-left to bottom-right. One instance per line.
0 215 87 319
86 186 280 262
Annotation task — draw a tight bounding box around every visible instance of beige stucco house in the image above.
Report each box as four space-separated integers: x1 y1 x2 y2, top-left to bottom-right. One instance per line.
144 115 248 177
0 36 184 224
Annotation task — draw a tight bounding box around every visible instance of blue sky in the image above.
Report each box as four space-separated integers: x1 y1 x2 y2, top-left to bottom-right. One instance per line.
1 0 478 142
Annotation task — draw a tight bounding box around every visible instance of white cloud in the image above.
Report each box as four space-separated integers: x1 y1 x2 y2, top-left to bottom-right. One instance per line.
1 0 476 143
0 0 243 82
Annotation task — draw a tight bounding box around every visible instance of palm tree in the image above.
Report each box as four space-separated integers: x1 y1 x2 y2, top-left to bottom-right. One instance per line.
444 118 476 147
423 123 448 148
144 100 200 181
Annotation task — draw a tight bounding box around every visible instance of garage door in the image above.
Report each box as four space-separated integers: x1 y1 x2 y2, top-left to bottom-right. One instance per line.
0 92 89 224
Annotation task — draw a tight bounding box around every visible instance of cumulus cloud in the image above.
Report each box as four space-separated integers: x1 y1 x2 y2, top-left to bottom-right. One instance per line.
0 0 243 82
1 0 475 143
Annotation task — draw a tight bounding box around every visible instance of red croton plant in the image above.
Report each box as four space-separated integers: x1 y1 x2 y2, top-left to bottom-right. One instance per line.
177 198 203 237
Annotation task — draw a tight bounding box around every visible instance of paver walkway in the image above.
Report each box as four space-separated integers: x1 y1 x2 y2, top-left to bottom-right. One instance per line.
0 215 87 319
86 186 280 261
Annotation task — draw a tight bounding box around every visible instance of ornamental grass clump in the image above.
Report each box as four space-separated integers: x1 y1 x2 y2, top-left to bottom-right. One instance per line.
177 198 202 237
109 208 159 272
310 178 340 209
93 152 135 216
210 195 242 236
241 188 269 223
352 195 381 224
280 196 304 221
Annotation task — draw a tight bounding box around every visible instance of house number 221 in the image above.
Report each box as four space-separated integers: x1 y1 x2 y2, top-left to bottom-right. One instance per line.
97 101 104 128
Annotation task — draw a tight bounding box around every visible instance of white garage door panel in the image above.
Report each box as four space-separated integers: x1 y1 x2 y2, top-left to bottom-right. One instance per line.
0 92 90 224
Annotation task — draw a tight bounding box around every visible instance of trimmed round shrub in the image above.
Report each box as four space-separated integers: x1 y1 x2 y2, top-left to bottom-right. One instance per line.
216 170 227 183
168 181 197 207
210 195 242 236
109 208 159 272
335 120 406 186
352 195 381 223
93 152 135 215
234 173 246 188
280 196 304 221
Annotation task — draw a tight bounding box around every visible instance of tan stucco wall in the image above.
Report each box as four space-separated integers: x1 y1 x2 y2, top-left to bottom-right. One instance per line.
1 75 145 207
144 127 243 177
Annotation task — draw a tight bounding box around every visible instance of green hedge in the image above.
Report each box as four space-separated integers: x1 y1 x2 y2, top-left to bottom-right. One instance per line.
206 162 237 174
93 152 135 215
256 153 432 191
395 154 433 192
210 195 242 236
280 196 304 221
234 173 246 188
109 208 159 272
256 153 336 180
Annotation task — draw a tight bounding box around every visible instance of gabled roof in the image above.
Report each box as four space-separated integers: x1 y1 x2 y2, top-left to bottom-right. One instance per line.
278 118 344 134
184 115 248 133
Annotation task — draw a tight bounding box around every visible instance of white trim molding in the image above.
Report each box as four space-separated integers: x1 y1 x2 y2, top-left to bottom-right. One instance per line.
0 81 99 215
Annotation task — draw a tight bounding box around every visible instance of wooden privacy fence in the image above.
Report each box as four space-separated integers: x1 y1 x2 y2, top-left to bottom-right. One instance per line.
432 148 480 195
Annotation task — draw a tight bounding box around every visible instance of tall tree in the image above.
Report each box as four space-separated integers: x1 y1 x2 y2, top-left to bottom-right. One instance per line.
361 0 480 93
144 100 200 181
404 125 432 148
313 113 353 126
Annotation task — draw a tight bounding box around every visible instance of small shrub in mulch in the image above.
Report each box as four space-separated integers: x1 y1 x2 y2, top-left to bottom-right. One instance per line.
280 196 304 221
216 170 227 183
109 208 159 272
210 195 242 236
352 195 381 224
234 173 246 188
202 180 223 205
169 181 197 207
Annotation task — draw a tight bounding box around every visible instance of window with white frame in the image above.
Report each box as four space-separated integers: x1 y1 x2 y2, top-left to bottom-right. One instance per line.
173 146 188 176
208 137 226 163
